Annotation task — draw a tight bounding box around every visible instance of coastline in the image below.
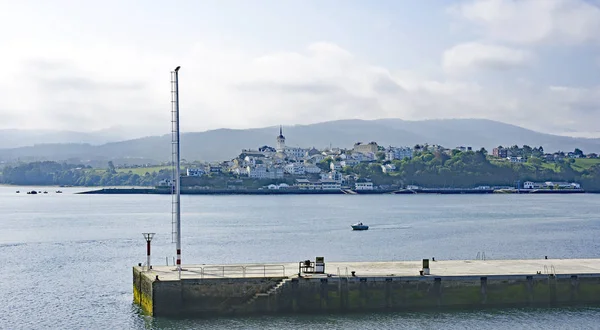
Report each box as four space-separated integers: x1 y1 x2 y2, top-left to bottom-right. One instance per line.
75 187 588 195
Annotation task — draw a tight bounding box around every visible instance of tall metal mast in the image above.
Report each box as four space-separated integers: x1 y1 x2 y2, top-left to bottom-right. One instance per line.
170 66 182 270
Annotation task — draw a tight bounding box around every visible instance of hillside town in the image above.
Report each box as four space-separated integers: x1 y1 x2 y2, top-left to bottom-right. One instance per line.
156 127 588 191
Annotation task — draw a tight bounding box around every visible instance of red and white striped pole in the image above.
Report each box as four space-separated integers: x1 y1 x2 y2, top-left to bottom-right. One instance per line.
143 233 155 271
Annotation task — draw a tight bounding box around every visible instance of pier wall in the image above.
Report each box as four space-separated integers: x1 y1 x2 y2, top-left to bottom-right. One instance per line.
135 271 287 316
133 268 154 315
139 272 600 317
249 275 600 314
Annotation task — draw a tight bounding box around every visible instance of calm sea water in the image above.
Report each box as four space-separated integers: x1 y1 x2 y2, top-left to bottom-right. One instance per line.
1 186 600 329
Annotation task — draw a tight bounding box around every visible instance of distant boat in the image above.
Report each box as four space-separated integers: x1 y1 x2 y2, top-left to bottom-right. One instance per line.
56 190 63 194
43 191 48 194
16 191 20 193
28 191 37 195
351 222 369 231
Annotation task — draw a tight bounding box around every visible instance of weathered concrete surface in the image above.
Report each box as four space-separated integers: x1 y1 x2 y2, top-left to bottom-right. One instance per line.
141 259 600 280
133 267 153 315
133 259 600 317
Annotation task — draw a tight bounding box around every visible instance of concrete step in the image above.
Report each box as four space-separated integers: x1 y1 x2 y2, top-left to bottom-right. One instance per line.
232 278 291 310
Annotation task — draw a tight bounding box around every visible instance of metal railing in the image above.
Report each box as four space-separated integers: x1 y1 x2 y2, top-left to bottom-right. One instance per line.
201 265 246 278
160 257 287 278
164 264 286 279
243 265 286 278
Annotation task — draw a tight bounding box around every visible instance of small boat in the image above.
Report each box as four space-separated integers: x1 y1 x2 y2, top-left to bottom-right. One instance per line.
16 191 20 193
43 191 48 194
28 191 38 195
56 190 63 194
351 222 369 231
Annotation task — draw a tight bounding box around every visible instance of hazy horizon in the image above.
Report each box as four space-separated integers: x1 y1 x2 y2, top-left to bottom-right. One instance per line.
2 1 600 137
2 117 597 141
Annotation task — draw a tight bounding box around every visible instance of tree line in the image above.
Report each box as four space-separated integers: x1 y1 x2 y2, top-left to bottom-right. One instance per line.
327 148 600 191
3 151 600 191
0 161 170 186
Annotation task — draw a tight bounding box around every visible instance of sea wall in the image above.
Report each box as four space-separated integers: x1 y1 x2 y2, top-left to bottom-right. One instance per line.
137 275 287 316
141 273 600 317
245 275 600 314
83 187 586 195
133 267 153 315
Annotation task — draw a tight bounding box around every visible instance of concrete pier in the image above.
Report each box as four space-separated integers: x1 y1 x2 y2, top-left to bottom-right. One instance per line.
133 259 600 317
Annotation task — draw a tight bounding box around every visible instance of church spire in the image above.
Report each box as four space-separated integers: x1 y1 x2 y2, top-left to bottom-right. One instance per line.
276 125 285 152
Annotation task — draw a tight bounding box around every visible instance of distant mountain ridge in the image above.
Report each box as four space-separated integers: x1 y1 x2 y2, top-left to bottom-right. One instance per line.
1 118 600 163
0 126 150 149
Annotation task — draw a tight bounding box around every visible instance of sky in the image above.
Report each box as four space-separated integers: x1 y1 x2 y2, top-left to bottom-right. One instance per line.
1 0 600 137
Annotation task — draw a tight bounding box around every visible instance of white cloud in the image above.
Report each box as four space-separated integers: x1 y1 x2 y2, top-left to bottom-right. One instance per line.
548 85 600 113
442 42 532 73
0 39 599 137
452 0 600 45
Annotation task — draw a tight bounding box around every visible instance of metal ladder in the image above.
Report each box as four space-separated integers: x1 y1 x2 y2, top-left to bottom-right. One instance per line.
170 70 179 243
543 265 556 275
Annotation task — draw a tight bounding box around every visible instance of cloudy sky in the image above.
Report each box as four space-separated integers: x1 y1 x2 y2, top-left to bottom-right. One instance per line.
1 0 600 137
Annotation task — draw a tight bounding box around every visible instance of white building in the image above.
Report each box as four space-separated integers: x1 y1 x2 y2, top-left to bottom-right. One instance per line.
247 165 268 179
285 147 306 159
351 152 375 162
320 179 341 190
355 182 374 190
353 142 378 154
507 156 526 163
267 166 284 179
340 159 359 167
284 163 305 175
455 146 473 152
295 178 320 190
158 179 174 187
186 168 205 177
321 170 343 183
545 181 581 189
330 162 342 171
243 156 257 166
523 181 581 189
306 154 325 164
523 181 541 189
304 165 322 174
385 147 413 161
381 164 396 173
206 164 223 173
232 167 248 176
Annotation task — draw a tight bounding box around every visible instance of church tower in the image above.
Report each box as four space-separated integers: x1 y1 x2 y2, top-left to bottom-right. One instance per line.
276 125 286 152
